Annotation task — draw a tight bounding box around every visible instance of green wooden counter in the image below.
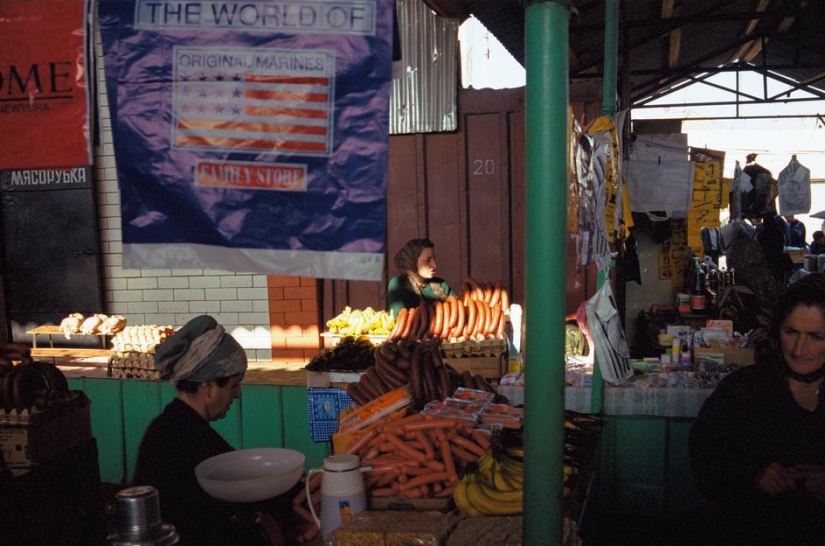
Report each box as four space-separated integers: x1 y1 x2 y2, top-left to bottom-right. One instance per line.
65 366 329 484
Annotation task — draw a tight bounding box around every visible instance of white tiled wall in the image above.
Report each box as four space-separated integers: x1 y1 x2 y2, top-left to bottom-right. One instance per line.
92 31 272 362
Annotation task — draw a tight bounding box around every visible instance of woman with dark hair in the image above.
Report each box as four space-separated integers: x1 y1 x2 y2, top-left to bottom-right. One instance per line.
386 238 456 317
133 315 293 546
689 274 825 545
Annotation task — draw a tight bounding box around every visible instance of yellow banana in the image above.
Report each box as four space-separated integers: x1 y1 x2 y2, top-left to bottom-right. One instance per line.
466 477 523 516
491 464 515 492
499 463 523 488
453 476 482 517
476 453 497 484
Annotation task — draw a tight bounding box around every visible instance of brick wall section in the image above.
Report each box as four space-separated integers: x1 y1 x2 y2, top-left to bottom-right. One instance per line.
92 30 317 366
268 276 321 367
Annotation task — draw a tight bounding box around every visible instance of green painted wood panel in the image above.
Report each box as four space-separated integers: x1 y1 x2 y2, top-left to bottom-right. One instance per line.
240 384 285 449
80 378 126 484
283 386 329 471
665 419 715 518
211 395 243 449
598 416 667 515
121 380 163 483
160 382 177 406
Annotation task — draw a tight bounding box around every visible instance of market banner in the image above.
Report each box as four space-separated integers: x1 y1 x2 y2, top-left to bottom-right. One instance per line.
98 0 394 280
0 0 94 170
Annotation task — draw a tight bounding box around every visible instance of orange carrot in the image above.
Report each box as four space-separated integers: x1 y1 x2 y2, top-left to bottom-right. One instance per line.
449 434 487 458
422 459 445 472
384 431 427 464
397 471 449 491
434 484 456 497
449 444 479 463
439 435 459 484
371 487 396 497
345 427 377 455
471 429 492 450
414 430 435 460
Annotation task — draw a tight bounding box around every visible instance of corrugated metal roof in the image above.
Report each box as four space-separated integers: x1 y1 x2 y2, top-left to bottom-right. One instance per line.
390 0 459 134
425 0 825 113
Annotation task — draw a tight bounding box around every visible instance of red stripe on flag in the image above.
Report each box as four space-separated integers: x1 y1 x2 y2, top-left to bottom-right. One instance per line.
176 135 328 153
245 89 328 102
178 119 327 135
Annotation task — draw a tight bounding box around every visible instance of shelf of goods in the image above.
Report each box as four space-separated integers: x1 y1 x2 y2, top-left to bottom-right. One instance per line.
289 404 598 546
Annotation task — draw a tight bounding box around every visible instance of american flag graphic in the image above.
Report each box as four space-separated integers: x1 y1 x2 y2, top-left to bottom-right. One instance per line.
172 47 335 156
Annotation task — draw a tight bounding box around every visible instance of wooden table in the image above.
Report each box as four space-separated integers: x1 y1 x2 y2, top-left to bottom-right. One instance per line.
26 325 109 349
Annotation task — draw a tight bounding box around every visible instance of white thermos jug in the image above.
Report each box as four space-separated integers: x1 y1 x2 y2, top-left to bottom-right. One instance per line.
306 454 369 541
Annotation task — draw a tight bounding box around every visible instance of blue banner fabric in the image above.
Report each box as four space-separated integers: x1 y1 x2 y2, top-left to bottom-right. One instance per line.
98 0 394 280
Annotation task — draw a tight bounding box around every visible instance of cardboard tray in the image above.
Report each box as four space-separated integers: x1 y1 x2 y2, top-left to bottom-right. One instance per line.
0 391 92 465
693 347 755 367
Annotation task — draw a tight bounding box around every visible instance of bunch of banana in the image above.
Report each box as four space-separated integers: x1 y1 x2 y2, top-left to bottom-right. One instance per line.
453 452 523 517
325 306 395 336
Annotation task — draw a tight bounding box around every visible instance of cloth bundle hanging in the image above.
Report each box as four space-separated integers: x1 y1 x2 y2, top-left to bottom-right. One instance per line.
585 281 633 385
777 155 811 216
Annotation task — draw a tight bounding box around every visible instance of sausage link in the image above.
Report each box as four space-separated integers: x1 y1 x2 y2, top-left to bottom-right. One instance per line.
451 300 465 340
488 306 502 339
500 287 510 312
421 350 436 403
463 300 477 338
432 301 444 338
400 307 416 340
489 280 502 307
346 382 370 406
389 308 408 341
409 343 426 406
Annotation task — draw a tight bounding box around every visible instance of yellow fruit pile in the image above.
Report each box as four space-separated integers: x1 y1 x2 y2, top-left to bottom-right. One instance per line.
326 306 395 336
453 452 523 517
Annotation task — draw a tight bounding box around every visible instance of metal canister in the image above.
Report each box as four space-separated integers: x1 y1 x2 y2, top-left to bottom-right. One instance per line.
105 486 179 546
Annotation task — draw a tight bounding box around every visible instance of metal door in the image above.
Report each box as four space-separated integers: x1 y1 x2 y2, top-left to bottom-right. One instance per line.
1 167 104 344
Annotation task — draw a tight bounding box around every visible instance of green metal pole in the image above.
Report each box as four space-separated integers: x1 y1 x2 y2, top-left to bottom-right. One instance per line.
602 0 619 117
523 1 569 545
590 0 620 415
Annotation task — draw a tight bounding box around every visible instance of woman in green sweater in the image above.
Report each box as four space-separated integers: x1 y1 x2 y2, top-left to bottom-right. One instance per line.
387 238 456 317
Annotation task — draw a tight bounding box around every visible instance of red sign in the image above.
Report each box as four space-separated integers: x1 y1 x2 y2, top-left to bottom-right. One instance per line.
0 0 92 169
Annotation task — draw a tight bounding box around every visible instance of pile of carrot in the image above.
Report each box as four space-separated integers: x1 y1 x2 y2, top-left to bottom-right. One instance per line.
346 412 491 499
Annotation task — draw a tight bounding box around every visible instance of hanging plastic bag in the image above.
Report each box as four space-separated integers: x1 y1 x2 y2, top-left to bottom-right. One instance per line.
585 281 633 385
624 159 695 220
777 155 811 216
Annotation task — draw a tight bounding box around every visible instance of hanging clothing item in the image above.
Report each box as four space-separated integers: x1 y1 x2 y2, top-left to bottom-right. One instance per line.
734 157 778 220
624 231 642 285
777 155 811 216
586 116 621 271
729 161 743 221
625 160 695 219
572 118 599 269
700 226 722 263
585 281 633 385
626 132 694 220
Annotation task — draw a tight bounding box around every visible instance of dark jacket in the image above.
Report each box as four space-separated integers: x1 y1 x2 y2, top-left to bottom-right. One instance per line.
133 398 236 545
689 364 825 545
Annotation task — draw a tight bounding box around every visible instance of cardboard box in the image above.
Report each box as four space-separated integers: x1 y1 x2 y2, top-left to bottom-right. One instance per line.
0 392 92 465
306 370 363 388
444 355 506 379
693 347 755 367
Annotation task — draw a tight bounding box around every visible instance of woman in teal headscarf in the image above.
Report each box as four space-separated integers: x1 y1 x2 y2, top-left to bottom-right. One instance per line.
387 238 456 317
133 315 251 545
